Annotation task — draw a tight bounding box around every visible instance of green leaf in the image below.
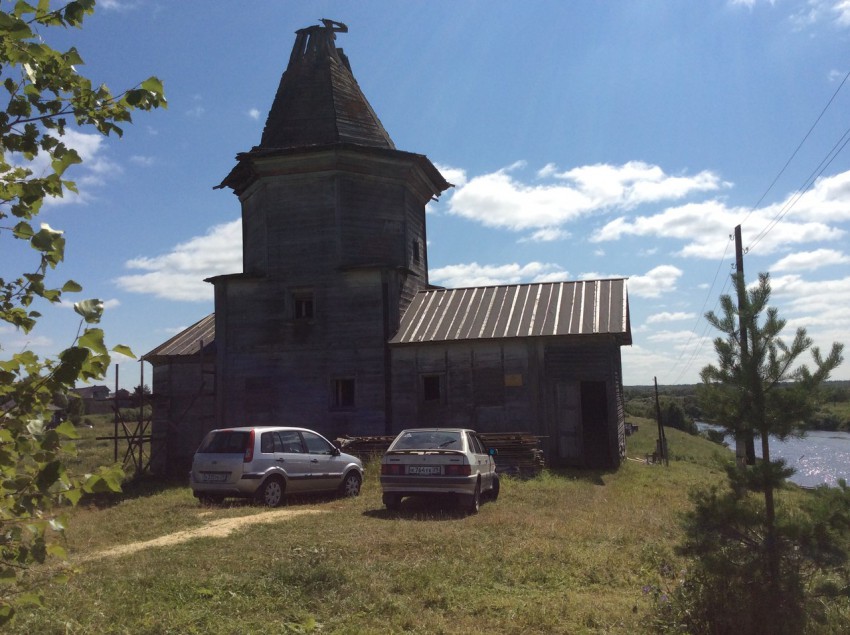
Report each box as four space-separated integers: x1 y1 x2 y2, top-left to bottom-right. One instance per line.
61 279 82 293
54 420 79 440
78 327 106 354
112 344 135 359
73 298 103 324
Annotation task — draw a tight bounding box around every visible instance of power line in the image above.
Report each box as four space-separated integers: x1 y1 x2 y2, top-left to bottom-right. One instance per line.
660 70 850 383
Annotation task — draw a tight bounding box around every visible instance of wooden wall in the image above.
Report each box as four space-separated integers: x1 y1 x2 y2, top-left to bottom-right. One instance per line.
390 337 625 468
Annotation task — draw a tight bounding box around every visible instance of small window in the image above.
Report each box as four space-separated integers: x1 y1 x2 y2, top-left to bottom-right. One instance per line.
302 430 334 455
294 292 314 320
422 374 442 402
276 430 304 453
412 239 420 263
332 378 355 409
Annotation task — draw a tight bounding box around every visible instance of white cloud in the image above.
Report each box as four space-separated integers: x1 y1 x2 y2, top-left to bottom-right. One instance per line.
429 262 568 288
248 108 261 120
519 228 571 243
116 219 242 301
647 311 697 324
434 164 467 188
130 155 155 167
770 248 850 272
446 161 724 233
592 169 850 259
626 265 684 298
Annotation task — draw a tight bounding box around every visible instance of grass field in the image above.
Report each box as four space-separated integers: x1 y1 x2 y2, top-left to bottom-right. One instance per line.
13 420 846 634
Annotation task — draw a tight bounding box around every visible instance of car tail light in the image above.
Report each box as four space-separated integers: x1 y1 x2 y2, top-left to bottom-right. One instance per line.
381 464 404 475
444 464 471 476
244 429 255 463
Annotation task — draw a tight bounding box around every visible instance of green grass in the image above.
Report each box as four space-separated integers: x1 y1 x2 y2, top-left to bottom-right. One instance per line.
14 420 839 634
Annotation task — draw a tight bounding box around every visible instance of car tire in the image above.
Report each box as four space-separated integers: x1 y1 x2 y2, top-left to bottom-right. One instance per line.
382 492 401 510
339 471 362 497
467 480 481 514
489 475 500 501
257 476 285 507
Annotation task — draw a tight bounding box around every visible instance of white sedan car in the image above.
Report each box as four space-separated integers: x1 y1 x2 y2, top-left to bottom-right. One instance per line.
379 428 499 513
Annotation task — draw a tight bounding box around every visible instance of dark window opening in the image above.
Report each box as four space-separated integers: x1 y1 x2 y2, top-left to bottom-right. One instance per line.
294 293 314 320
412 239 420 263
422 374 442 402
332 378 355 409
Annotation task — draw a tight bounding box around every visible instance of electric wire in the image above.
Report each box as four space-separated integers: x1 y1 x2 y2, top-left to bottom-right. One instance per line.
659 70 850 384
748 124 850 253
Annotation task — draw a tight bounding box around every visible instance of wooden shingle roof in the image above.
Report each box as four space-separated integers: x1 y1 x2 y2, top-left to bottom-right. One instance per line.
259 20 395 151
390 279 631 346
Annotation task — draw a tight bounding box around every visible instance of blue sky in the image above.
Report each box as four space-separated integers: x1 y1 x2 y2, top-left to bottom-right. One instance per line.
3 0 850 389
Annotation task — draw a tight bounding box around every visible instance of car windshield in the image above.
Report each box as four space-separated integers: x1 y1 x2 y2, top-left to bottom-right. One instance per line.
198 430 250 454
392 431 461 450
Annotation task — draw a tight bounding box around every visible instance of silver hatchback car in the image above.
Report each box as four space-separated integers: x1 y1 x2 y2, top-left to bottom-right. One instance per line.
380 428 499 513
190 426 363 506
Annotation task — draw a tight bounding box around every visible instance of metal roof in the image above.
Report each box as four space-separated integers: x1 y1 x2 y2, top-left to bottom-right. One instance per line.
390 279 631 345
142 313 216 364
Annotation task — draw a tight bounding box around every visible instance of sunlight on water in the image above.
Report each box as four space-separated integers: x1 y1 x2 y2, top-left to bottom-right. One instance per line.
696 424 850 488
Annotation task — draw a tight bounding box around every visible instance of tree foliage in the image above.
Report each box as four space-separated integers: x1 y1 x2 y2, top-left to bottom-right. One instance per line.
656 272 848 634
0 0 165 624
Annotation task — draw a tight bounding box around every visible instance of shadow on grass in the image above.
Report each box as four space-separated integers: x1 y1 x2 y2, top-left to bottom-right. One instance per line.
362 495 495 521
80 473 189 509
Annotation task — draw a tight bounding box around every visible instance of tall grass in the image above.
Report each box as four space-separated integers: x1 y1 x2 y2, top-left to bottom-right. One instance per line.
17 421 835 634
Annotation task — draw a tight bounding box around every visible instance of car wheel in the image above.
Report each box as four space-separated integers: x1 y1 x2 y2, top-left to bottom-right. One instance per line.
339 471 362 497
467 480 481 514
489 475 500 501
382 492 401 510
257 476 285 507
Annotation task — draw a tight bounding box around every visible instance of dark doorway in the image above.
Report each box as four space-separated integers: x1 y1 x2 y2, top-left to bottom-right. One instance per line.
581 381 611 468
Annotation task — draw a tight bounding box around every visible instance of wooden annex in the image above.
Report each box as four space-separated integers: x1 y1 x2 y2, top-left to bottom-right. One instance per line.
143 20 632 476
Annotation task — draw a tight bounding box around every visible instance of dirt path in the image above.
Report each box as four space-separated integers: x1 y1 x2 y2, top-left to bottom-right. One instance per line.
78 508 325 563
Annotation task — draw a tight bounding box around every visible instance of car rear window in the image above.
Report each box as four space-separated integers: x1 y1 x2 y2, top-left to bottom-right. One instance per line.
392 431 461 450
198 430 250 454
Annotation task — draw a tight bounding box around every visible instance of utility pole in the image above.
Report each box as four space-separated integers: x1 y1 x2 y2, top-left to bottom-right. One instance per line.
734 225 756 465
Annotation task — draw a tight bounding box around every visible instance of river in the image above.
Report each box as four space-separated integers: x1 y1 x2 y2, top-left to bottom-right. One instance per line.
695 423 850 488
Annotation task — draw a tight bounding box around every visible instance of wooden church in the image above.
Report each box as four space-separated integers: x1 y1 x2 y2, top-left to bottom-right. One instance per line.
143 20 632 475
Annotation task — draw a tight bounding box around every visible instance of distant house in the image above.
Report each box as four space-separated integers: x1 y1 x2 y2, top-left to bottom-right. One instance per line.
72 385 110 401
144 20 632 476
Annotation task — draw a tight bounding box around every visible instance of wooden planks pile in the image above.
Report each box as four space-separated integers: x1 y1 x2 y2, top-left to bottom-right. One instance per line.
480 432 545 476
336 431 544 476
336 435 395 459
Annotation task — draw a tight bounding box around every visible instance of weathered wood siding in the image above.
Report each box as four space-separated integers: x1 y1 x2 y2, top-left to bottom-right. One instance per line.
390 337 624 468
149 359 215 475
211 151 436 441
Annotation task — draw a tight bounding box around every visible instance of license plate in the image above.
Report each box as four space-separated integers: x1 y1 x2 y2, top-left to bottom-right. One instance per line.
407 465 441 475
202 472 228 482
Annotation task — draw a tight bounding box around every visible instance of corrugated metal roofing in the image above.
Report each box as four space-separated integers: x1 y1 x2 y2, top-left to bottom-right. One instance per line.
142 313 216 363
390 279 631 345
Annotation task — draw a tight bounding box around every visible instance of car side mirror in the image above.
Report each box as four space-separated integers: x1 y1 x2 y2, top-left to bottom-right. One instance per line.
331 446 341 456
488 448 498 456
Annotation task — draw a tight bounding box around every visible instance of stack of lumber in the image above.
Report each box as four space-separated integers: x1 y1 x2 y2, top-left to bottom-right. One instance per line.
336 431 545 476
336 435 394 458
479 432 545 476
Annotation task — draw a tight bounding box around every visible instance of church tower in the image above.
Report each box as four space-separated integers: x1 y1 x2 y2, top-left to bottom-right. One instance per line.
210 20 450 436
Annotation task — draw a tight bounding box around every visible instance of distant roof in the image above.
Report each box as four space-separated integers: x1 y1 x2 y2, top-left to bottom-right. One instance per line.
390 279 631 345
143 313 216 364
259 19 395 151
